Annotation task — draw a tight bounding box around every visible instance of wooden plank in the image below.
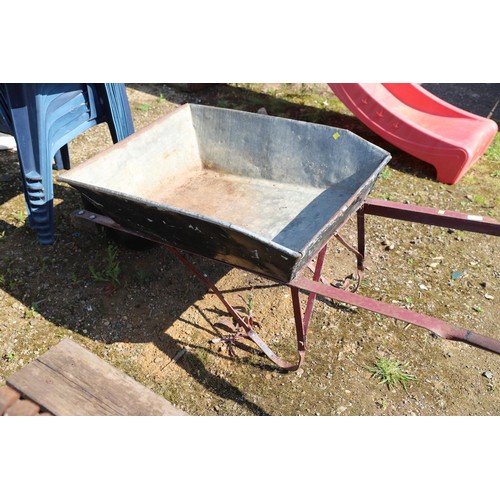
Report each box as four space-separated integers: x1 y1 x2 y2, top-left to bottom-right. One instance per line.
7 339 187 416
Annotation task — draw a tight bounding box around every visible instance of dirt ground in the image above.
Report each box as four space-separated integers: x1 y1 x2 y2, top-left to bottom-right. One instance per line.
0 83 498 416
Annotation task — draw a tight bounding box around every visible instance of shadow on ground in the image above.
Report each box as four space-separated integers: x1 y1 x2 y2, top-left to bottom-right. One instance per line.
0 147 271 415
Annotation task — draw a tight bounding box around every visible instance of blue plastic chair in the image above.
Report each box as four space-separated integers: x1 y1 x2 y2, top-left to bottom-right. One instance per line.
0 83 134 244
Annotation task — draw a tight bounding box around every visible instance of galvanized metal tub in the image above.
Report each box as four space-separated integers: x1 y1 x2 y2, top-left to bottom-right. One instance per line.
59 104 391 282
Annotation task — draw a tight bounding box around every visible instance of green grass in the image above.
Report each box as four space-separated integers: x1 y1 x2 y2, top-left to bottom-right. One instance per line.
12 210 27 224
471 194 488 205
379 167 392 180
24 304 39 319
368 357 416 392
136 104 151 112
484 134 500 162
89 245 121 285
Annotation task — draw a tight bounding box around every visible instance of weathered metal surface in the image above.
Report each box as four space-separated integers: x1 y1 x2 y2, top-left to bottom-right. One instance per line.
59 104 390 282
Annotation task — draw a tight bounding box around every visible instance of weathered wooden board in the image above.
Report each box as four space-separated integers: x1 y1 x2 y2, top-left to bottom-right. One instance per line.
7 339 187 416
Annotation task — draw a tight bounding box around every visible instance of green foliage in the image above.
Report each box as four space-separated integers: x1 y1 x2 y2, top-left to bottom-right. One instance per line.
89 245 121 285
471 194 488 205
381 193 399 201
368 357 416 392
24 303 39 319
484 134 500 162
12 210 27 224
379 167 392 180
134 269 152 286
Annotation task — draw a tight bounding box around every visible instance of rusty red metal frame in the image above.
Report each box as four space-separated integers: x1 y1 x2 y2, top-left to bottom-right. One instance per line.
73 199 500 371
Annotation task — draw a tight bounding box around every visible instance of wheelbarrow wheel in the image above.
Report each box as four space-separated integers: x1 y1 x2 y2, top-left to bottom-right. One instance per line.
80 195 157 251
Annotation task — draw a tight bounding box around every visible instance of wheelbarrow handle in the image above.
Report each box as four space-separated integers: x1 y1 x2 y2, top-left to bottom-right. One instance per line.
364 198 500 237
292 277 500 355
459 330 500 354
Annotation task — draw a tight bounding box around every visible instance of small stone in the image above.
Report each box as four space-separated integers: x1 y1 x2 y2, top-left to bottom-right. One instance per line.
295 368 304 378
480 282 488 288
154 357 163 364
483 371 493 379
484 294 494 300
419 284 429 291
257 107 268 115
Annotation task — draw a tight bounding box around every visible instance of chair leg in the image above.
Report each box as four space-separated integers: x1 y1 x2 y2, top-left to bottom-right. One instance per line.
5 85 54 244
100 83 135 142
53 144 71 171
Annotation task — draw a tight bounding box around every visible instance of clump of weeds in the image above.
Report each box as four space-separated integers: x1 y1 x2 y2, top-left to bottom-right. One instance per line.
88 245 122 294
368 357 417 394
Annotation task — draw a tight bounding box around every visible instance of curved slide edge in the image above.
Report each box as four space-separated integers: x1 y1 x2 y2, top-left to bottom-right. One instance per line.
328 83 498 184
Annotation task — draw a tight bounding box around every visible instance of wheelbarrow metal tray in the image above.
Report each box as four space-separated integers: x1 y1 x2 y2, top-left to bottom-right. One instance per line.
59 104 391 282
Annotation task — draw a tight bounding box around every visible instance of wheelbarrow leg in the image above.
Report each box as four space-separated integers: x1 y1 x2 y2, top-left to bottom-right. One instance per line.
302 245 328 333
357 205 366 270
164 245 308 371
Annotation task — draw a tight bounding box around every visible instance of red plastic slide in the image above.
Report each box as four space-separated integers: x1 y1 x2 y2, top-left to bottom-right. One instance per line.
328 83 498 184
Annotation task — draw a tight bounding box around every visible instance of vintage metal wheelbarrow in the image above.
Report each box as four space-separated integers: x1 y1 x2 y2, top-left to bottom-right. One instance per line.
59 104 500 371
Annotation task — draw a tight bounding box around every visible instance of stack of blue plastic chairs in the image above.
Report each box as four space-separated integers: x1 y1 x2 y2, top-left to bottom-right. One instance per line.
0 83 134 244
